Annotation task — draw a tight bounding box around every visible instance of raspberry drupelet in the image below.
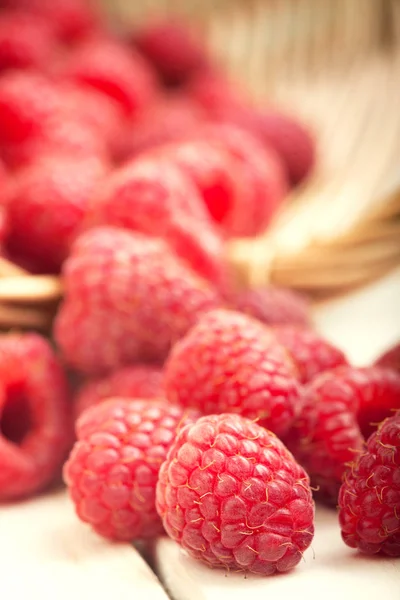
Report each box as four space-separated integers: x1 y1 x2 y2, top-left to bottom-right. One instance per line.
156 413 315 575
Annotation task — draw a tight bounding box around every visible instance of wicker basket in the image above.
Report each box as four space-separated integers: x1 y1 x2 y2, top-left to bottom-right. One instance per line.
1 0 400 331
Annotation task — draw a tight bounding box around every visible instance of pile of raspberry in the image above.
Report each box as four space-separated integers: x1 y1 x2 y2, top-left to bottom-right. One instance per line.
0 0 399 578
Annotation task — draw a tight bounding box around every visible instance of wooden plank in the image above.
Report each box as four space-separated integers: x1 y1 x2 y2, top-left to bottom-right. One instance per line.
0 490 169 600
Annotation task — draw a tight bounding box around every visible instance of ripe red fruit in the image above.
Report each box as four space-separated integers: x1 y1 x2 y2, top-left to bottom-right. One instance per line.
74 365 164 418
5 155 108 272
229 286 311 327
60 38 158 117
133 19 209 86
0 333 72 501
164 309 301 437
54 227 221 375
0 71 62 147
117 95 205 161
0 11 57 72
273 326 348 383
375 343 400 374
156 413 314 575
2 0 99 43
60 84 125 155
86 158 226 287
286 366 400 504
188 124 288 236
339 410 400 557
152 139 244 229
64 398 200 540
219 106 315 186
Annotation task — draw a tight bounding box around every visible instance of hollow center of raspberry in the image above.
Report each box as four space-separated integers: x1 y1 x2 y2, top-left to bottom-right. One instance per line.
0 388 33 445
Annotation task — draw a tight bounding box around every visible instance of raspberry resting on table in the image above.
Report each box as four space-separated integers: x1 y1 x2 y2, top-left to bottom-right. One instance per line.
74 365 164 418
156 413 315 575
339 410 400 557
64 398 200 540
54 226 221 375
286 365 400 504
0 333 72 501
164 308 301 437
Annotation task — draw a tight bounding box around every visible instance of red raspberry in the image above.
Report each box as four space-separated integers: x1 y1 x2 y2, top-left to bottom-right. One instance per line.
3 0 99 43
192 123 288 236
339 410 400 556
54 227 221 375
229 286 311 327
187 69 250 115
64 398 200 540
7 115 108 169
60 84 125 156
75 365 164 418
273 326 348 383
286 366 400 504
5 155 108 272
164 309 301 437
152 139 244 229
375 343 400 373
117 95 205 161
0 71 62 146
0 11 57 72
156 413 314 575
86 158 226 287
204 101 315 186
0 333 72 501
133 19 209 86
60 38 158 117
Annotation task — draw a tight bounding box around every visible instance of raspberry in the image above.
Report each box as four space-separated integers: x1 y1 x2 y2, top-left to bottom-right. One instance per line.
86 158 226 287
229 286 311 327
192 124 288 236
187 69 250 115
156 413 314 575
74 365 164 418
60 38 158 117
0 71 62 146
0 11 57 72
54 227 221 375
64 398 200 540
5 155 108 272
164 309 301 437
0 333 72 501
273 326 348 383
117 95 205 161
338 410 400 556
133 19 209 86
152 139 243 228
206 102 315 186
286 366 400 503
60 84 125 156
3 0 99 43
375 343 400 373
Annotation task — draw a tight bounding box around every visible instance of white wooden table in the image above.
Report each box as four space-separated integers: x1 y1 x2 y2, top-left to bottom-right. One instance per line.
1 269 400 599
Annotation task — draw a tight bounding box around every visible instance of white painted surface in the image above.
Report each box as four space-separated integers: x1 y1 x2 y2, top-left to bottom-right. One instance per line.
0 490 169 600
